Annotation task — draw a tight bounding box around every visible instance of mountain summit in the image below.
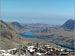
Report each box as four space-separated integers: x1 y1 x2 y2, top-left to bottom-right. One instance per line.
62 19 75 31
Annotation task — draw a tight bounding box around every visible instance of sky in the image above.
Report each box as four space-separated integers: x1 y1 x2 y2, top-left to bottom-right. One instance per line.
1 0 74 25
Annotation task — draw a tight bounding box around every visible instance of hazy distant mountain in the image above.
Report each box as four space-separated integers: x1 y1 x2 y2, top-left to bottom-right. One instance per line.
0 20 27 50
9 22 24 29
23 24 55 32
9 22 55 33
7 22 26 33
62 19 75 31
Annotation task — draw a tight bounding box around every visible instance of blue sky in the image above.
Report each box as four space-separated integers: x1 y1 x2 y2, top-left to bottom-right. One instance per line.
1 1 74 25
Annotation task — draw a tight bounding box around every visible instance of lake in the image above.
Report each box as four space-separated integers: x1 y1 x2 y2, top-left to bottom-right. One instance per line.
20 31 39 38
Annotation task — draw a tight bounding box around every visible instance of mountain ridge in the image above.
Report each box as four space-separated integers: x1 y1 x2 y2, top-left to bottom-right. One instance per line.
0 20 27 50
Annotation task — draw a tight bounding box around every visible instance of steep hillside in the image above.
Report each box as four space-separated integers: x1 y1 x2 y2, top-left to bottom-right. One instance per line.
62 19 75 31
0 20 27 50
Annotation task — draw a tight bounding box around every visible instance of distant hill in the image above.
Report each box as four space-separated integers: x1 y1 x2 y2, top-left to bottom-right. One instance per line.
23 24 55 32
62 19 75 31
10 22 24 29
0 20 27 50
7 22 26 33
